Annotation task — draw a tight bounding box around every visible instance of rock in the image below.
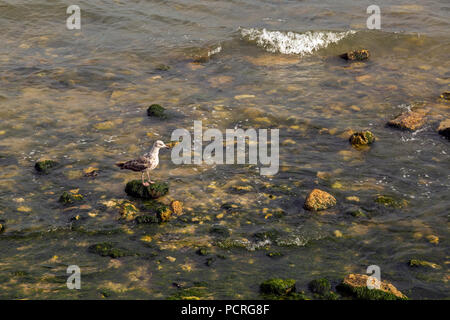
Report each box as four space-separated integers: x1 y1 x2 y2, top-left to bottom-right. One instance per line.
375 195 407 208
340 49 370 61
437 119 450 139
125 180 168 199
167 286 210 300
387 110 427 131
59 191 83 205
349 131 375 147
308 278 331 295
156 204 172 222
155 64 170 71
196 248 209 256
304 189 336 211
0 223 4 233
171 200 183 215
88 242 133 258
260 279 296 296
440 91 450 100
147 104 166 118
337 274 407 300
209 225 231 238
35 160 58 174
408 259 440 269
118 201 139 221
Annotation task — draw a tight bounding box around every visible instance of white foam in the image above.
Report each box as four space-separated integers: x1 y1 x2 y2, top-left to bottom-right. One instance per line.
240 28 355 55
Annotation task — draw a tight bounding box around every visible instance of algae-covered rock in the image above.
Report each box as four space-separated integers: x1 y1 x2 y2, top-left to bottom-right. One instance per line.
408 259 440 269
349 131 375 147
125 180 168 199
88 242 132 258
196 248 209 256
387 110 427 131
437 119 450 139
340 49 370 61
155 64 170 71
156 204 172 222
260 278 296 296
308 278 331 295
375 195 407 208
209 225 230 238
147 104 166 118
0 223 4 233
35 160 58 174
118 201 139 221
59 191 83 205
337 274 407 300
440 91 450 100
304 189 336 211
167 286 210 300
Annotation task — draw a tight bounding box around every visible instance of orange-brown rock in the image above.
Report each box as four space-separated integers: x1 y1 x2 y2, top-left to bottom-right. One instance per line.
171 200 183 216
304 189 336 211
387 110 427 131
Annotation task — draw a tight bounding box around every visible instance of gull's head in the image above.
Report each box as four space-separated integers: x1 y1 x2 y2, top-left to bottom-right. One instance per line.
154 140 169 149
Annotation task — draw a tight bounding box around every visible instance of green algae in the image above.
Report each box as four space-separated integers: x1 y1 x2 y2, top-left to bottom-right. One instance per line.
336 283 406 300
147 104 166 118
260 278 296 296
88 242 133 258
167 286 209 300
375 195 408 208
125 180 169 199
308 278 331 295
135 214 158 224
59 191 84 205
35 160 58 174
408 259 440 269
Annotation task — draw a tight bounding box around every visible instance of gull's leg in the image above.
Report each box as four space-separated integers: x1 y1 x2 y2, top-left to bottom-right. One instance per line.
142 171 149 186
146 169 155 184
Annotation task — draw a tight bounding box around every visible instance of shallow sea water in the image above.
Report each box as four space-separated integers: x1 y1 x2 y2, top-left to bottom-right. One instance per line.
0 0 449 299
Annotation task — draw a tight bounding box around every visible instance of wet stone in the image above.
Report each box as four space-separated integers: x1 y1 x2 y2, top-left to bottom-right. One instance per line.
125 180 169 199
147 104 166 118
437 119 450 139
349 131 375 147
304 189 337 211
387 110 427 131
340 49 370 61
35 160 58 174
337 274 407 300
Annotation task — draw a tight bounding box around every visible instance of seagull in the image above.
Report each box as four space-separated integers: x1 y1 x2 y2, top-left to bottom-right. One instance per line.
116 140 169 186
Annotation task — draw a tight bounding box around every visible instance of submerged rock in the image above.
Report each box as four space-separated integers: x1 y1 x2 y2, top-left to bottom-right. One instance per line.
349 131 375 147
437 119 450 139
408 259 440 269
340 49 370 61
304 189 336 211
125 180 168 199
308 278 331 295
88 242 133 258
337 274 407 300
260 279 296 296
155 64 170 71
35 160 58 174
59 191 83 205
440 91 450 100
147 104 166 118
387 110 427 131
375 195 408 208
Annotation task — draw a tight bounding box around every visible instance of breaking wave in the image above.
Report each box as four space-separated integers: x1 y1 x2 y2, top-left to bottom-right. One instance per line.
240 28 356 55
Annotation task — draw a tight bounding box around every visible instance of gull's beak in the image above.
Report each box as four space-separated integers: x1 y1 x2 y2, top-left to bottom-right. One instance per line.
163 143 170 149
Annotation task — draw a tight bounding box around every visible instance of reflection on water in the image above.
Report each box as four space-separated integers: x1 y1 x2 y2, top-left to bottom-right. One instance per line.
0 0 449 299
